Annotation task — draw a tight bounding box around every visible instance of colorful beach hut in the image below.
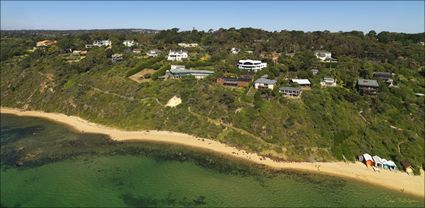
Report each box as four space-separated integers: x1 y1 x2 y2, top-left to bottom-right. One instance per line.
372 155 383 168
362 153 374 167
383 160 397 170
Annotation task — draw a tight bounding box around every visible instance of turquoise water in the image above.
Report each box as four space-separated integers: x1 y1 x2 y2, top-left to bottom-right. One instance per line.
1 114 424 207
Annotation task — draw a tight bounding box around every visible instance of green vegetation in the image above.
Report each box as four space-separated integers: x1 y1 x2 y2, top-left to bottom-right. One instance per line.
1 29 424 174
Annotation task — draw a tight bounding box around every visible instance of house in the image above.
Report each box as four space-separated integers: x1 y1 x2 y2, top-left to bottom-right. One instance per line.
373 72 394 85
362 153 374 167
311 68 319 76
383 160 397 170
36 40 57 47
147 49 161 57
400 160 413 175
279 87 302 97
72 50 87 56
132 49 142 54
178 43 199 48
230 47 240 54
373 72 393 81
170 65 186 70
357 79 379 94
253 75 276 90
314 50 332 61
216 76 252 88
165 68 214 79
320 77 337 87
372 155 383 168
85 44 94 49
237 60 267 72
111 53 123 63
167 50 188 61
93 40 112 47
123 40 138 47
291 79 311 87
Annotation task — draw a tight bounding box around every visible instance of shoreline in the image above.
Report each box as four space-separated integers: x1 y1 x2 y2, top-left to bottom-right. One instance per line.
1 107 424 198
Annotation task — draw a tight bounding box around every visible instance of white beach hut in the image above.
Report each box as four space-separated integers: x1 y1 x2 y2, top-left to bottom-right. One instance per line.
362 153 374 167
372 155 383 168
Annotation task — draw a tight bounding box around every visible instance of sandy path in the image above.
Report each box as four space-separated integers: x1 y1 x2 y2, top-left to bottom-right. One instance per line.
1 107 424 198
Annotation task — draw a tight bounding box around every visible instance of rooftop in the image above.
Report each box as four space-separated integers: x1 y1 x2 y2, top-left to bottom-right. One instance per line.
292 79 311 85
255 77 276 85
358 79 379 87
169 68 214 74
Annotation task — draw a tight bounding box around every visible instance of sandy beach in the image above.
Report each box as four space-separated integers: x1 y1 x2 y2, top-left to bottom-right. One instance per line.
1 107 424 198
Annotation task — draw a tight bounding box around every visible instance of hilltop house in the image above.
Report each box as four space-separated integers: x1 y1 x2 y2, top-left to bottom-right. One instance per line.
93 40 112 47
167 50 188 61
217 75 252 88
373 72 393 81
178 43 199 48
72 50 87 56
311 68 319 76
279 86 302 97
165 68 214 79
357 79 379 95
132 49 142 54
320 77 337 87
373 72 394 85
314 50 337 62
123 40 138 47
253 75 276 90
237 60 267 72
314 50 331 61
147 49 161 57
291 79 311 87
230 47 240 54
111 54 123 63
36 40 57 47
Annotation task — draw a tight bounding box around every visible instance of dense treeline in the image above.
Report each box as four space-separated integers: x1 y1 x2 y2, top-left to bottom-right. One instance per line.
1 28 424 174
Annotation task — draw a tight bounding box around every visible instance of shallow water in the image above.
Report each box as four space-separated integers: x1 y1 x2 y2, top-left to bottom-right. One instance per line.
1 113 424 207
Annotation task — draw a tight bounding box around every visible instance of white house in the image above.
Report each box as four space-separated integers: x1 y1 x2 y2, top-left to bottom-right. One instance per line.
279 87 302 97
146 49 161 57
314 50 332 62
230 48 240 54
167 50 188 61
237 60 267 72
93 40 112 47
254 76 276 90
291 79 311 87
111 53 123 63
320 77 337 87
123 40 138 47
178 43 199 48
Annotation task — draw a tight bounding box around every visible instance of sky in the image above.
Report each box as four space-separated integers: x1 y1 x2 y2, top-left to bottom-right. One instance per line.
1 1 424 33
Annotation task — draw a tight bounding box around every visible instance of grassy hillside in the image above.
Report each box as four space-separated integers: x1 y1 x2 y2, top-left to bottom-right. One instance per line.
1 29 424 174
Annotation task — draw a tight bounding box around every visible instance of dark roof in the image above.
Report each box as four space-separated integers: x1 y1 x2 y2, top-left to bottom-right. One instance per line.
220 77 251 82
373 72 393 78
358 79 379 87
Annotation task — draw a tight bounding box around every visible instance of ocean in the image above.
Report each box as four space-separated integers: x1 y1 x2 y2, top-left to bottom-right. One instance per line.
1 113 423 207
